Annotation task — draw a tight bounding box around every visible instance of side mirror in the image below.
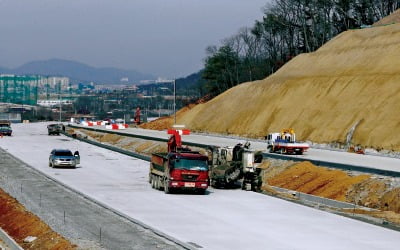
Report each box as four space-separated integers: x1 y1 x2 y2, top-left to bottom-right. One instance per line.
74 151 80 156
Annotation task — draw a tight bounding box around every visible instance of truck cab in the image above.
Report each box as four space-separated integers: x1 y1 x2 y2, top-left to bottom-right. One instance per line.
149 128 210 194
266 129 309 155
0 120 12 136
150 151 209 194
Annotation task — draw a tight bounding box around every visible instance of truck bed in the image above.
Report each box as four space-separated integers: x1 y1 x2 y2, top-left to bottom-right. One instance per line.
275 141 309 149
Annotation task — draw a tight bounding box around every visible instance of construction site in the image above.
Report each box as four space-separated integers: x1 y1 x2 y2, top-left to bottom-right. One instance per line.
143 10 400 153
137 10 400 224
1 7 400 250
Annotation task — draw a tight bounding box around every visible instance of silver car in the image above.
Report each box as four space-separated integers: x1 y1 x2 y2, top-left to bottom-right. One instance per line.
49 149 80 168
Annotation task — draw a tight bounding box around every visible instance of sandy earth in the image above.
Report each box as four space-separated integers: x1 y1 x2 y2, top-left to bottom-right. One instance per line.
0 189 76 250
260 160 400 225
374 9 400 26
143 13 400 152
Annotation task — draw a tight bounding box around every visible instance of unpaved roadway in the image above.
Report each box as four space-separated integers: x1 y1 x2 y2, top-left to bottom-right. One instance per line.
1 122 400 250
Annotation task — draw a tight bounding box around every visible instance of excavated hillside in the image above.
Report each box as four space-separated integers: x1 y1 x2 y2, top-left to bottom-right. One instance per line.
167 23 400 151
374 9 400 26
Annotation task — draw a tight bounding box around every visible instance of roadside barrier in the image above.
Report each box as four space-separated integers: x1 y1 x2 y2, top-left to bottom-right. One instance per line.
81 121 125 128
105 124 129 130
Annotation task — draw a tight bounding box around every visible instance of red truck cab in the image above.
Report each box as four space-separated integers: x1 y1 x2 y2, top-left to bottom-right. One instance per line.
150 151 209 194
149 129 210 194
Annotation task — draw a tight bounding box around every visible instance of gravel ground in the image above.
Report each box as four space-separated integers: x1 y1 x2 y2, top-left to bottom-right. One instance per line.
0 148 184 250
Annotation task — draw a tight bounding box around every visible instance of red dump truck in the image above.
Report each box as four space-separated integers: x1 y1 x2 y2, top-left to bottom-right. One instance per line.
149 129 209 194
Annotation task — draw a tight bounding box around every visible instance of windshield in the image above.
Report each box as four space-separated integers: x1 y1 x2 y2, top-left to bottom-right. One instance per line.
55 151 73 156
173 159 208 171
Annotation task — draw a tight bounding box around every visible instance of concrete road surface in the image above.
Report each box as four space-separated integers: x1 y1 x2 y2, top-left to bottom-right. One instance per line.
73 125 400 173
1 122 400 250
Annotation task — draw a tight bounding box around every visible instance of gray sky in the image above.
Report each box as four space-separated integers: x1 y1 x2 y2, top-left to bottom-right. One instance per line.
0 0 268 78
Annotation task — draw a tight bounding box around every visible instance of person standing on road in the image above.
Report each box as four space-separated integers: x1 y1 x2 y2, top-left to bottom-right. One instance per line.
134 107 141 125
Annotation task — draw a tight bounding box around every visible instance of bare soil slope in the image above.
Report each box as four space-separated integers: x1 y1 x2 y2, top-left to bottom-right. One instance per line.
0 188 76 250
261 161 400 224
374 9 400 26
171 23 400 151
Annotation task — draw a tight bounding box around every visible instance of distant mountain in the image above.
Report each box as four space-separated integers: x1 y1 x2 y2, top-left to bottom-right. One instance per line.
1 59 154 84
176 71 203 90
0 66 10 74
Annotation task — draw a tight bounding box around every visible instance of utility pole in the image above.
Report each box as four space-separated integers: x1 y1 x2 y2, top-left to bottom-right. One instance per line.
173 79 176 125
59 81 62 123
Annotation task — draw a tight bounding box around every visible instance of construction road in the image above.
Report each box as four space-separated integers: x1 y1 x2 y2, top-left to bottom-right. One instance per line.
73 124 400 174
1 122 400 250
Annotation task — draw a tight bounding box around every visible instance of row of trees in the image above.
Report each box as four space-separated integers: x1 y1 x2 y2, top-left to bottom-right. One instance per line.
201 0 399 96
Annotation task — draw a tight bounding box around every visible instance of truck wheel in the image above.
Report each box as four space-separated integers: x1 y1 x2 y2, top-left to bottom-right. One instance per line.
164 180 172 194
153 176 158 189
158 177 163 190
155 176 161 190
151 176 156 189
243 183 251 191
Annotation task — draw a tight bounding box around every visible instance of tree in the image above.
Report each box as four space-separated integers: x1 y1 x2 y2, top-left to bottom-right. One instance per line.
198 0 400 97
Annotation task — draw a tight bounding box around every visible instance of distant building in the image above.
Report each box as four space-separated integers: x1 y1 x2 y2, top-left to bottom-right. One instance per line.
37 99 73 107
140 77 174 85
39 76 70 89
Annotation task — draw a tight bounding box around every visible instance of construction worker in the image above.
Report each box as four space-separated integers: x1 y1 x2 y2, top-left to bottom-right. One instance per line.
134 107 141 125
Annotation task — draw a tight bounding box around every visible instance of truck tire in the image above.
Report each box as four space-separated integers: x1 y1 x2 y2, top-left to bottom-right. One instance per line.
151 176 156 189
164 179 172 194
155 176 161 190
154 176 158 189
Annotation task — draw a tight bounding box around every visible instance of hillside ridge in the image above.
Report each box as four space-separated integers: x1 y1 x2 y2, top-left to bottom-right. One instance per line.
172 23 400 151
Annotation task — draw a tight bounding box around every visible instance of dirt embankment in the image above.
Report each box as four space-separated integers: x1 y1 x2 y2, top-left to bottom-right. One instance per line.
260 160 400 224
0 189 76 250
139 104 197 131
144 22 400 152
373 9 400 26
75 129 167 154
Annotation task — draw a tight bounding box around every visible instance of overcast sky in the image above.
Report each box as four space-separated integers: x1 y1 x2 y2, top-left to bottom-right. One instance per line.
0 0 269 78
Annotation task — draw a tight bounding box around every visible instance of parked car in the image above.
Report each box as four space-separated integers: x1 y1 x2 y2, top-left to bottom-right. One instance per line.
49 149 80 168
